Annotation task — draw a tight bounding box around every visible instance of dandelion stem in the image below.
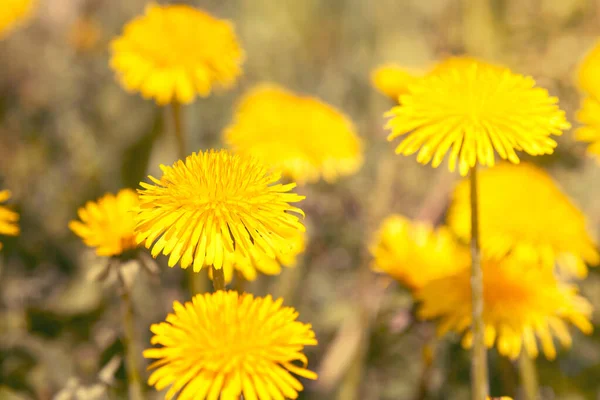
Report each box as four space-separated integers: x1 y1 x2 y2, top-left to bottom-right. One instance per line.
212 265 226 291
171 101 186 160
519 351 539 400
470 164 489 400
121 289 144 400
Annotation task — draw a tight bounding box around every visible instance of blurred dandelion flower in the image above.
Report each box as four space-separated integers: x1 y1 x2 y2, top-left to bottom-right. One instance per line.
224 84 363 184
110 4 244 105
0 0 35 40
370 215 468 291
385 57 570 175
371 64 421 100
487 397 512 400
416 253 593 360
135 149 305 273
448 163 599 278
577 39 600 96
69 189 139 257
0 190 19 251
144 291 318 400
575 96 600 160
221 231 306 283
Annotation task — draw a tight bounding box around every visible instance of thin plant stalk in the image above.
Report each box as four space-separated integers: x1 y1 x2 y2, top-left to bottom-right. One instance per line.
120 288 144 400
211 265 226 291
470 165 489 400
170 102 208 295
518 351 539 400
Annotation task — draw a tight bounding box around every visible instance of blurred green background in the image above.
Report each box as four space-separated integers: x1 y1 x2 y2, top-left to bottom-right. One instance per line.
3 0 600 399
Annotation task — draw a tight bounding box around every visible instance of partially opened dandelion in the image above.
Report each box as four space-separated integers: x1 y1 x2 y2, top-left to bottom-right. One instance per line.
0 0 35 40
224 84 363 184
135 149 306 290
416 252 593 360
144 291 318 400
448 163 599 279
371 64 421 101
0 190 19 251
384 56 570 400
370 214 468 291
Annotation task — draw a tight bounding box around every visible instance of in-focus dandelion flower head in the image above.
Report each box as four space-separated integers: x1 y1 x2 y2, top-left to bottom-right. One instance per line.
221 231 306 283
0 0 35 40
448 163 599 278
0 190 20 251
69 189 139 257
575 96 600 161
370 215 468 290
110 4 244 105
144 291 318 400
417 254 593 360
577 39 600 96
371 64 421 100
385 57 570 175
135 149 305 273
224 84 363 184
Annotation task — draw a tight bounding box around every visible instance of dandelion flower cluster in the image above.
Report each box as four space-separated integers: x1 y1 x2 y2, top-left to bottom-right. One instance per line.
370 215 468 290
0 0 35 40
0 190 19 250
110 4 244 105
448 163 599 278
69 189 139 257
417 253 593 360
224 84 363 184
135 150 305 273
576 40 600 160
385 57 570 175
144 291 317 400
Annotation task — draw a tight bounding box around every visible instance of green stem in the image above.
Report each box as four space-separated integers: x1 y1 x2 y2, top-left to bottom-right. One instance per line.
413 334 436 400
518 351 539 400
470 165 489 400
121 290 144 400
211 265 226 291
171 101 186 160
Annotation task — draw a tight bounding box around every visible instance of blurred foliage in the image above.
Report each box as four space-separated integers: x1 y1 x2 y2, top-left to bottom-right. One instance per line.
2 0 600 399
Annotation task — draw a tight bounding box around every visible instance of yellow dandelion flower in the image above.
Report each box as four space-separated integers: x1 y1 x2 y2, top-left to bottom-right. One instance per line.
370 215 468 291
448 163 599 278
221 231 306 283
0 0 35 40
0 190 19 251
385 57 570 176
135 149 305 272
110 4 244 105
144 291 318 400
577 39 600 96
575 96 600 160
487 397 512 400
69 189 139 257
224 84 363 184
371 64 421 100
416 254 593 360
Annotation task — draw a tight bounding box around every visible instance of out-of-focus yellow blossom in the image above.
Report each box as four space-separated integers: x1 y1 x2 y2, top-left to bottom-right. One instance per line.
577 39 600 96
0 0 35 40
385 57 570 175
110 4 244 105
0 191 19 251
448 163 599 278
370 215 468 291
417 253 593 360
224 84 363 184
145 291 317 400
371 64 422 100
575 96 600 161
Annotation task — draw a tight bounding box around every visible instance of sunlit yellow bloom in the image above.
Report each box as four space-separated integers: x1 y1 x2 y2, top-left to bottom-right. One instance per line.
371 64 421 100
69 189 139 257
224 84 363 184
385 57 570 176
135 150 305 273
370 215 468 290
144 291 318 400
0 191 19 251
416 253 593 360
575 96 600 160
221 231 306 283
577 39 600 96
0 0 35 40
110 4 244 105
448 163 599 278
487 397 512 400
